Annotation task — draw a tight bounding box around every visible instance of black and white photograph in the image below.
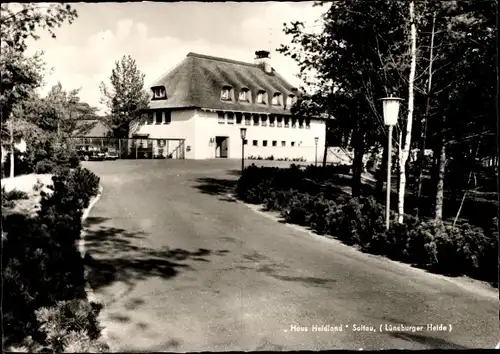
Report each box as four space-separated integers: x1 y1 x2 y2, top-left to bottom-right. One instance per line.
1 1 498 351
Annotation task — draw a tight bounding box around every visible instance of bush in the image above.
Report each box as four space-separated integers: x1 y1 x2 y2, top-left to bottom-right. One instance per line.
236 163 498 286
35 300 107 352
358 197 388 254
2 167 102 349
2 186 29 209
309 196 338 235
35 159 57 174
280 192 316 226
2 188 29 201
51 146 81 169
264 189 295 212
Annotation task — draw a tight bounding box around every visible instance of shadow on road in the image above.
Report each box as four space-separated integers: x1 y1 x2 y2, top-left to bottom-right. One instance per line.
192 176 238 200
83 217 230 292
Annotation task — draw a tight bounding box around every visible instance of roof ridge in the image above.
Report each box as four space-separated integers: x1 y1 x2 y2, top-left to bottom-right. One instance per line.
187 52 259 68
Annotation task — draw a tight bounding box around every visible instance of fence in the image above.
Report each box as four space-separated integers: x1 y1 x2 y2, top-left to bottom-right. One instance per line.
69 137 185 159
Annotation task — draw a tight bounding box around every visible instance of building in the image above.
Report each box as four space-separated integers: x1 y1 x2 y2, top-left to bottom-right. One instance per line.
130 51 326 161
71 118 112 142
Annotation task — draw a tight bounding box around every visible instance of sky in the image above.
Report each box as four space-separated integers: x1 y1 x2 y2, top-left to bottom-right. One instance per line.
23 2 326 114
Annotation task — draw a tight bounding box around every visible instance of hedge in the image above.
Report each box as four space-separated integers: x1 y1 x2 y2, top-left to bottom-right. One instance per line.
2 167 107 351
237 164 499 286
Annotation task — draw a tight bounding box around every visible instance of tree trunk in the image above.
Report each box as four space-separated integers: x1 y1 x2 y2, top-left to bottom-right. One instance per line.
452 132 484 226
351 132 365 198
9 120 14 178
376 139 389 199
397 0 417 224
397 127 402 204
434 141 446 221
415 12 436 211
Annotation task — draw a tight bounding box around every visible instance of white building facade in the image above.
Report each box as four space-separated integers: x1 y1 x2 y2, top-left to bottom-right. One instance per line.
130 51 327 161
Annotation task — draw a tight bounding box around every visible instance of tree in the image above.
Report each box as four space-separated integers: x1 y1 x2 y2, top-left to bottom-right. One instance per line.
0 3 78 177
44 82 98 136
291 90 336 167
280 0 497 225
410 1 497 220
396 0 417 223
99 55 149 138
279 0 410 197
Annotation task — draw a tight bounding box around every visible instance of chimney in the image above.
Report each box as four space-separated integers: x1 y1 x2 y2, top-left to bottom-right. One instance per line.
254 50 272 74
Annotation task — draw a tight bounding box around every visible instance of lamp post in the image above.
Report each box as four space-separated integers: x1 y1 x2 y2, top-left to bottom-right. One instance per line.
380 96 403 230
240 127 247 173
314 137 319 166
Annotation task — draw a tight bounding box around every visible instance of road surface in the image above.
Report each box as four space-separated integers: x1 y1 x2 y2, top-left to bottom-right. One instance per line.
82 159 499 351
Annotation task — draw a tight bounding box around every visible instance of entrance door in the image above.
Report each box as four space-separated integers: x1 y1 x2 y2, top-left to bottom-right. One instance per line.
216 136 229 158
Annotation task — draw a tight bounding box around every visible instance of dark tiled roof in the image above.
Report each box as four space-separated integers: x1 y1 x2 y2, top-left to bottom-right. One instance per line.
148 52 299 115
72 119 111 137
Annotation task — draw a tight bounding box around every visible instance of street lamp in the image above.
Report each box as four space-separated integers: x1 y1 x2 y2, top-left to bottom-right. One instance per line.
240 127 247 173
314 137 319 166
380 96 403 230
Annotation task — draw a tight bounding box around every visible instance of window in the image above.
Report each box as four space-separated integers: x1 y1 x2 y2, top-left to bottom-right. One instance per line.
164 111 172 124
305 118 311 129
281 141 286 147
243 139 248 145
152 86 166 99
257 91 267 104
277 116 283 127
284 116 290 128
147 112 154 125
291 118 297 128
218 112 225 124
253 115 260 126
158 139 166 147
286 95 296 109
299 118 304 129
291 141 295 147
155 111 162 124
227 112 234 124
253 140 258 146
221 86 232 101
236 113 242 124
272 92 282 106
263 140 268 147
269 115 275 127
244 114 251 126
261 115 267 127
272 141 277 147
239 88 250 102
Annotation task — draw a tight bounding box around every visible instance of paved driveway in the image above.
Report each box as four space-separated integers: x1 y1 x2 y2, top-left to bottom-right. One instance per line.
82 159 498 351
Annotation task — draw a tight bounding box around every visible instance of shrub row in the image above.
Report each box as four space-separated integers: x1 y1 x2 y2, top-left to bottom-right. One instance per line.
2 167 107 351
237 164 499 285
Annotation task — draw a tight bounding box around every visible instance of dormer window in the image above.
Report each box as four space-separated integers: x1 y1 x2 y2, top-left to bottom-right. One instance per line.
239 88 251 102
152 86 166 100
221 86 233 101
286 95 296 109
257 90 267 104
272 92 282 106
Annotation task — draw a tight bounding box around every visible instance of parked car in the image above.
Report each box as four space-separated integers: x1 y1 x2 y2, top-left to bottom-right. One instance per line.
102 147 119 160
76 144 106 161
